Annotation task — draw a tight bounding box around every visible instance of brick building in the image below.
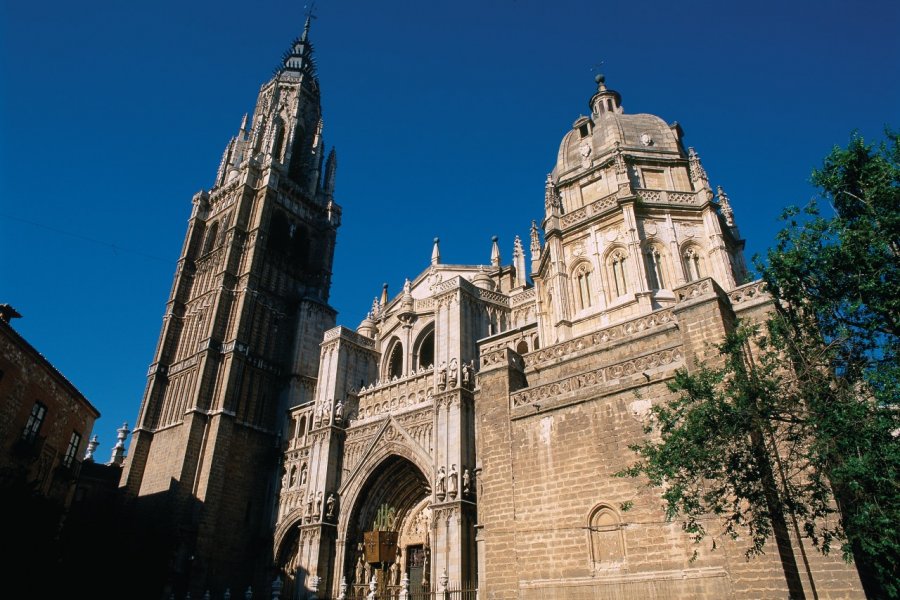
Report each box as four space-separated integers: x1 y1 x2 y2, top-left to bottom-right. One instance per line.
122 22 866 599
0 304 99 587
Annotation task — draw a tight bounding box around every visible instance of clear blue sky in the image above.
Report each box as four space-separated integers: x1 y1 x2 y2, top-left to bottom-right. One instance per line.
2 0 898 458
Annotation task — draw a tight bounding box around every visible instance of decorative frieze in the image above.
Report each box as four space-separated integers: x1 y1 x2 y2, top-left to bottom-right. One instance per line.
510 347 683 409
357 368 434 421
636 189 700 206
728 280 768 305
475 287 509 308
522 309 677 369
674 278 714 303
561 207 588 228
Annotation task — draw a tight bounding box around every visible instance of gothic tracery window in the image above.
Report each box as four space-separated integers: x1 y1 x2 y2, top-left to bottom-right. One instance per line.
572 262 594 311
607 250 629 300
387 340 404 379
683 246 704 282
644 245 666 290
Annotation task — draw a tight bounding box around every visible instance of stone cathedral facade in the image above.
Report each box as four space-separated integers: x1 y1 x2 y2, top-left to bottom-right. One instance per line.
122 23 865 600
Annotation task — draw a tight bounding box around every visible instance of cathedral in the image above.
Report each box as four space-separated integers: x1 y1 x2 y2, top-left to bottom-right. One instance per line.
121 21 866 600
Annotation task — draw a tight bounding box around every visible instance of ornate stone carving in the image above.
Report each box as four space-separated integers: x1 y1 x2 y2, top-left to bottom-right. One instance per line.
579 141 592 168
544 174 562 213
523 309 677 369
461 361 474 389
325 492 337 521
437 361 447 391
511 347 683 409
728 280 768 305
448 464 458 499
675 278 713 303
448 358 458 388
435 466 446 501
561 207 587 228
688 147 709 184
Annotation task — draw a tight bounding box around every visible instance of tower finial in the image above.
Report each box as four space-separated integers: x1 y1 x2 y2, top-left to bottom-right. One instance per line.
302 3 317 41
431 237 441 265
490 236 501 268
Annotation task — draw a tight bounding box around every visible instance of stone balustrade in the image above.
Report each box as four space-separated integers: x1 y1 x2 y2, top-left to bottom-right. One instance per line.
356 368 434 421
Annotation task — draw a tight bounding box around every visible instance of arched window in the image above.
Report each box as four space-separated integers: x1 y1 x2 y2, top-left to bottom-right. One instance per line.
644 245 666 290
386 340 404 379
271 121 285 161
516 340 529 355
587 505 625 567
414 327 435 370
607 250 629 299
297 416 306 440
572 262 594 311
682 246 704 282
202 222 219 255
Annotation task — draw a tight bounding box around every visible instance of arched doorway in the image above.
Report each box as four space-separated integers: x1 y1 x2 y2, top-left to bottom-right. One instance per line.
342 455 430 599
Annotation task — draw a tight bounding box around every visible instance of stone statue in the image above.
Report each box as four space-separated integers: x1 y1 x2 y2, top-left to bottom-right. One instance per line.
334 400 345 424
355 554 365 585
389 561 399 586
435 466 446 500
322 402 331 426
448 464 458 499
326 493 337 520
364 562 372 587
448 358 458 387
314 491 323 518
314 402 323 427
403 278 411 294
461 361 472 388
306 493 314 522
462 468 471 497
437 361 447 390
367 573 377 600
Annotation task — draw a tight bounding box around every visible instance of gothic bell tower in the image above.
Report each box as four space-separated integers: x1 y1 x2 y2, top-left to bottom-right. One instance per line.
120 19 341 596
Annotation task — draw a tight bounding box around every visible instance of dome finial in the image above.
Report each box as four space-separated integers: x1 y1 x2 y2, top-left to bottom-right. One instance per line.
431 237 441 265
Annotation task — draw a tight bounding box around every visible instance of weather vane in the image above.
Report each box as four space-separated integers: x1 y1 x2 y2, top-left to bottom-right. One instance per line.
304 2 318 21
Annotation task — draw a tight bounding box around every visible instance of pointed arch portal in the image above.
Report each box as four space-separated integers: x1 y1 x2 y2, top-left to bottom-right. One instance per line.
342 455 430 595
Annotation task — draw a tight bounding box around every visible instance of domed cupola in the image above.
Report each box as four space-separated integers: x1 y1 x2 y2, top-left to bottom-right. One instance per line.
589 74 622 117
357 311 377 339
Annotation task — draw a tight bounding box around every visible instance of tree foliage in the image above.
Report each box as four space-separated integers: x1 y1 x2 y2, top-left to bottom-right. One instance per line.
621 131 900 597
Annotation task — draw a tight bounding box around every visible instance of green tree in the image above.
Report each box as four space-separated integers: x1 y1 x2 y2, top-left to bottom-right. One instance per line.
621 131 900 598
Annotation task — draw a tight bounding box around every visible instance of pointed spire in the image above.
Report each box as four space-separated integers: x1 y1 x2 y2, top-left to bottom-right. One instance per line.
544 173 561 216
717 185 735 228
240 113 248 131
530 220 542 273
688 147 709 187
324 147 337 196
380 283 389 307
513 236 527 287
301 15 312 42
431 237 441 265
490 236 501 267
280 15 317 78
